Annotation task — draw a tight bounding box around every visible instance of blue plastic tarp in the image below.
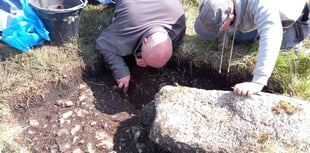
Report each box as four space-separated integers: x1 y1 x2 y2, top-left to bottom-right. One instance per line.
0 0 23 31
88 0 114 5
1 0 50 52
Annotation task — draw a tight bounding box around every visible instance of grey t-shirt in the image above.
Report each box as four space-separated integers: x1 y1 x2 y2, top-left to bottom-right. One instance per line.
96 0 186 79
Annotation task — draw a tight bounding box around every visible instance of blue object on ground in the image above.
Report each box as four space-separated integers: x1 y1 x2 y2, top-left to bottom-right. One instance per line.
88 0 114 5
0 0 23 32
2 0 50 52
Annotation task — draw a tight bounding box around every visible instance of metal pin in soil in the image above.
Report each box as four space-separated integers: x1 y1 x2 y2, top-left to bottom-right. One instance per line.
219 31 227 73
227 29 236 73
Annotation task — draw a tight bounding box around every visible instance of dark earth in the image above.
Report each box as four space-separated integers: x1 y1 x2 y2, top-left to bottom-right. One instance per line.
11 55 233 153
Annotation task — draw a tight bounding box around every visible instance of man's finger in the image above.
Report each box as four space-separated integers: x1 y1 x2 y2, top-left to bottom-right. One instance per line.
241 90 247 96
118 82 124 88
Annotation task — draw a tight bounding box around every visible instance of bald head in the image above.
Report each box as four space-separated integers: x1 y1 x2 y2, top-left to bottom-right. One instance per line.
141 32 172 68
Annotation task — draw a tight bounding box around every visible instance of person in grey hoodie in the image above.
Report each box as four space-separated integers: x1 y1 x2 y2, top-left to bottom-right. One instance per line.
96 0 186 91
194 0 310 96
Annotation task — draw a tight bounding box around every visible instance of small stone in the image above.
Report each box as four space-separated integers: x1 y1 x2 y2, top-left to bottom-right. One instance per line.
61 111 73 119
50 144 58 153
71 125 81 135
58 143 71 152
87 143 95 153
136 143 145 153
64 101 74 107
75 108 88 117
27 129 36 134
55 99 74 107
90 121 97 126
57 129 69 138
79 139 85 144
73 136 79 144
59 118 65 125
29 119 39 127
72 147 83 153
79 83 87 89
79 95 87 102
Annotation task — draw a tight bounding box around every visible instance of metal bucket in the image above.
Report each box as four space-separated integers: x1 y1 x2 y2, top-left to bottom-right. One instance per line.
29 0 88 44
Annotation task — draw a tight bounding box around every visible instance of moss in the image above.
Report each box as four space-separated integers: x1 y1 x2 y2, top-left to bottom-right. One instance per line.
258 133 272 144
272 100 301 115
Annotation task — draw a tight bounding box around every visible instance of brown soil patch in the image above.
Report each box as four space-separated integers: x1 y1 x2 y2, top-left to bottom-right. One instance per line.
9 56 231 153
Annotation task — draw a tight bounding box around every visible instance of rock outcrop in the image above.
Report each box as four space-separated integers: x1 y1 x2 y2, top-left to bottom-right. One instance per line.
141 85 310 153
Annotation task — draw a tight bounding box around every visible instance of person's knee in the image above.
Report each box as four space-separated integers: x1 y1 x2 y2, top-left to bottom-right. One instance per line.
281 26 301 50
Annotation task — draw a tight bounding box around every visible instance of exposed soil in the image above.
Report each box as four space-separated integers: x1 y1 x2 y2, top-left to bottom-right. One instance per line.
10 55 232 153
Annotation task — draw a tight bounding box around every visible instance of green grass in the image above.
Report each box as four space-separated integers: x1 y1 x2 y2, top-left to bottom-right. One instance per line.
0 1 309 152
271 51 310 99
0 121 29 153
180 0 310 100
0 4 107 152
260 141 309 153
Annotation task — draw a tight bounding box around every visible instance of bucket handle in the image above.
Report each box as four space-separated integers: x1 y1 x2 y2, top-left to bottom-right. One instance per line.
29 0 88 14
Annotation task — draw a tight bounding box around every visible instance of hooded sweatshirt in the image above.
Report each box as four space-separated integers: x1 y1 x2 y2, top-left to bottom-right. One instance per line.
232 0 307 85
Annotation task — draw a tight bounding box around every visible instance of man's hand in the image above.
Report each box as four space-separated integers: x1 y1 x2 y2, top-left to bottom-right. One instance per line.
116 75 131 91
135 57 147 67
233 82 264 96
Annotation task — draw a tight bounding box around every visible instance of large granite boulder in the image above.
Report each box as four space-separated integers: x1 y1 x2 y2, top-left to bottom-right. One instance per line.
141 85 310 153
